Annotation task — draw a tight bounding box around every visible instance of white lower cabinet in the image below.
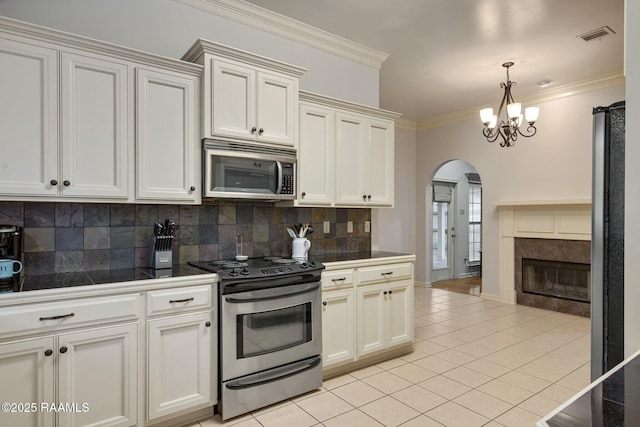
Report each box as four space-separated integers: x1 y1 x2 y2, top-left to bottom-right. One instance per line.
145 285 215 423
57 324 138 427
321 288 356 367
0 323 138 427
147 311 213 421
0 336 55 427
321 257 415 373
357 280 413 358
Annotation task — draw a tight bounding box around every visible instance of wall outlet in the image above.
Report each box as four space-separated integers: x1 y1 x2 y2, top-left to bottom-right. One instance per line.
323 221 330 234
364 221 371 233
347 221 353 233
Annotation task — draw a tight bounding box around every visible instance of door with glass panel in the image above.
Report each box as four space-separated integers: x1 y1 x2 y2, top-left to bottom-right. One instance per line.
431 182 455 282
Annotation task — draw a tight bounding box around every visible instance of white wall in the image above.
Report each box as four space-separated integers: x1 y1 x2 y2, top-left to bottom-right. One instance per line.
625 0 640 356
0 0 379 107
414 84 625 298
373 126 417 254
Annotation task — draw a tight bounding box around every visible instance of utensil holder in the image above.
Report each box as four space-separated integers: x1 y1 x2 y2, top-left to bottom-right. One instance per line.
148 235 173 269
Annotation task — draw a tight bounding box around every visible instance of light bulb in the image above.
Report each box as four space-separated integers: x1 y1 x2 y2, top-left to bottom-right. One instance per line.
507 103 521 119
525 106 540 124
480 108 494 125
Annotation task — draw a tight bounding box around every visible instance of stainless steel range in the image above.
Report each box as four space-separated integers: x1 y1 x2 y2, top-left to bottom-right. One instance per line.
189 257 324 420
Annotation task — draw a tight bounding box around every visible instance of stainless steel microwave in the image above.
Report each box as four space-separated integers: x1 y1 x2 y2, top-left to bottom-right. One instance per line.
203 140 296 200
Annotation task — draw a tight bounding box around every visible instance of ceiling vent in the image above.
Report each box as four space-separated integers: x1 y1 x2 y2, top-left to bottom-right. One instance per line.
578 26 616 42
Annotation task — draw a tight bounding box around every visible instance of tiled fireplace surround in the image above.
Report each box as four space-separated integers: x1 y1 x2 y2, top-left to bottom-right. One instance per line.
497 201 592 317
515 238 591 317
0 201 371 275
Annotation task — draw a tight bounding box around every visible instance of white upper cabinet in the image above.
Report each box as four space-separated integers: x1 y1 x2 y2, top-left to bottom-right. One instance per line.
334 112 367 205
183 40 305 149
0 17 202 204
297 102 334 205
211 60 256 140
0 37 59 197
136 67 199 203
364 118 394 206
296 91 400 208
61 52 129 198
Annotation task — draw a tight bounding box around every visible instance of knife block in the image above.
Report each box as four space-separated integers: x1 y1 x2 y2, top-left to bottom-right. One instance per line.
148 236 173 269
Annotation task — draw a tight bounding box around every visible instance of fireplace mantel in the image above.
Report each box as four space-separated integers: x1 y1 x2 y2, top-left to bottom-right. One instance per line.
497 201 592 303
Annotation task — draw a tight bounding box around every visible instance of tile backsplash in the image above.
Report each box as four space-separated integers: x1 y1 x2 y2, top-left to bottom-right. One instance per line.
0 201 371 275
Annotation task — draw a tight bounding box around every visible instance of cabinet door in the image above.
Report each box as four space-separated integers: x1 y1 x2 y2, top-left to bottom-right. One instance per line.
256 71 296 147
136 68 198 202
0 38 58 196
356 285 385 357
298 103 334 205
334 112 366 206
0 336 55 427
57 323 138 427
322 289 355 367
147 311 213 421
60 52 129 198
211 59 256 140
386 281 413 347
365 118 394 206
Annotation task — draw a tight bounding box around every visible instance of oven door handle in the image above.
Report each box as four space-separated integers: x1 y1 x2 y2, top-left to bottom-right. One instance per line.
225 282 320 303
225 356 321 390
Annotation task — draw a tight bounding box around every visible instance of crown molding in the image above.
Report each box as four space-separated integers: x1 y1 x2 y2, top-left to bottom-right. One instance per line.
0 16 203 75
416 73 625 131
300 90 401 120
174 0 389 69
394 118 418 131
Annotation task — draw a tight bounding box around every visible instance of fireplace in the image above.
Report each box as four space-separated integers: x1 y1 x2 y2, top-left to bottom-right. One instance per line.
522 259 590 303
515 238 590 317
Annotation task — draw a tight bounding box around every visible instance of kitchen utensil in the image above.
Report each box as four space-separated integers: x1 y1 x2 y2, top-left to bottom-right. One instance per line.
292 238 311 260
235 235 248 261
287 228 297 239
149 219 173 269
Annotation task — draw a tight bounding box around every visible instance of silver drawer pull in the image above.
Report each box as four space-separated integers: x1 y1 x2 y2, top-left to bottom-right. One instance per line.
39 313 75 321
331 277 347 283
169 297 194 304
381 272 394 277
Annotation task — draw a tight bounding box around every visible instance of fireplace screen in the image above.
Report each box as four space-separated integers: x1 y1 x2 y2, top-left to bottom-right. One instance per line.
522 258 590 303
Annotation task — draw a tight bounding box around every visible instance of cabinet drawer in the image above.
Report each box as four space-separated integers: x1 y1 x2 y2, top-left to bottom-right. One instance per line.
358 263 412 285
322 270 354 289
146 285 212 316
0 294 141 337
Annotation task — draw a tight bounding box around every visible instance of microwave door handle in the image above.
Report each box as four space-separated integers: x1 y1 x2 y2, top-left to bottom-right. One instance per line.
275 160 283 195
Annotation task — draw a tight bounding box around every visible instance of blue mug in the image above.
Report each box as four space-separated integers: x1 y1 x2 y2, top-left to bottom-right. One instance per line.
0 259 22 279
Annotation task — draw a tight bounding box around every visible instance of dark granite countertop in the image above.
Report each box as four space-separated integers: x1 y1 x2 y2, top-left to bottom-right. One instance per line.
538 349 640 426
2 251 414 294
12 264 212 293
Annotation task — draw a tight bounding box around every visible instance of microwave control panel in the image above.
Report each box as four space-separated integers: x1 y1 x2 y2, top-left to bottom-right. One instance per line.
280 163 295 195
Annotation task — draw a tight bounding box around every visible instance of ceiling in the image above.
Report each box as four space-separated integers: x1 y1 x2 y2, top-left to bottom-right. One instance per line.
241 0 624 123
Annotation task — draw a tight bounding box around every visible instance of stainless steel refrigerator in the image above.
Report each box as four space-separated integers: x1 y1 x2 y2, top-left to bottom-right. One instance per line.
591 100 625 380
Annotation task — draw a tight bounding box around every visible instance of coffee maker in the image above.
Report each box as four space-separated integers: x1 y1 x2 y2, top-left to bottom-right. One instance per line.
0 225 23 292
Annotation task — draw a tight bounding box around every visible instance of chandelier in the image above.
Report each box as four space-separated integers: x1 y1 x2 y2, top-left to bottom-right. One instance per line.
479 62 539 147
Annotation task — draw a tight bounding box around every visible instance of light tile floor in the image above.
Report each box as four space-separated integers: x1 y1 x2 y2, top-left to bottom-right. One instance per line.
193 286 590 427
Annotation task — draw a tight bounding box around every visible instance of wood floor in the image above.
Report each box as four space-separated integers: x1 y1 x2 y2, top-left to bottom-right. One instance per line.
431 275 482 296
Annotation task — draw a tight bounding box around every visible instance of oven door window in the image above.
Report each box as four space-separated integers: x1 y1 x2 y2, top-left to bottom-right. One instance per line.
237 302 312 358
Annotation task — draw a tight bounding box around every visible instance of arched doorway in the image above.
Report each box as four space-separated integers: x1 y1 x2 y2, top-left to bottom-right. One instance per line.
428 160 482 294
